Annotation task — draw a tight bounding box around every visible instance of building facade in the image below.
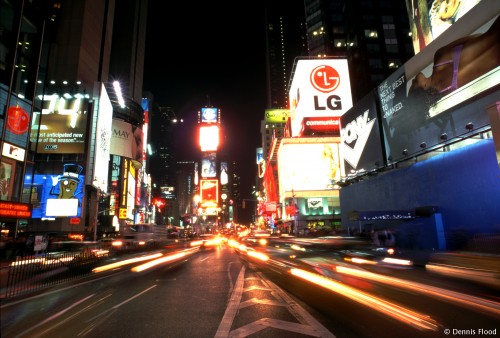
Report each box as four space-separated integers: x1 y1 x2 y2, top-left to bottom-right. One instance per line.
0 0 153 242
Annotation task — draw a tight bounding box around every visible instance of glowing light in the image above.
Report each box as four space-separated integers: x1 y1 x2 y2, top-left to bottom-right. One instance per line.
92 253 163 273
290 268 440 331
382 257 412 266
131 252 187 272
113 81 125 108
335 266 500 317
247 250 269 261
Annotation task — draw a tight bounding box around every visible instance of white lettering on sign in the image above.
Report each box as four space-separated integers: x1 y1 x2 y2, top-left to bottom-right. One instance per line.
40 94 86 128
341 109 375 168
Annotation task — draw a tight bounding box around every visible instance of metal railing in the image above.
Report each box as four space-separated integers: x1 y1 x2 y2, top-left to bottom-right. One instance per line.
2 251 108 299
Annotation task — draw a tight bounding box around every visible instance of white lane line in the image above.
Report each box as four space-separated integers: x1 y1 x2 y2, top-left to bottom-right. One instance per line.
215 265 246 338
13 294 96 338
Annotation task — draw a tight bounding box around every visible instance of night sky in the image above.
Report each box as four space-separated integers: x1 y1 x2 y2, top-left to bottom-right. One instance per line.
143 2 273 222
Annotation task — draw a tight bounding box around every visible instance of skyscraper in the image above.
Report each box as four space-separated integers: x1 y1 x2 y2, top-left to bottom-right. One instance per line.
0 0 150 238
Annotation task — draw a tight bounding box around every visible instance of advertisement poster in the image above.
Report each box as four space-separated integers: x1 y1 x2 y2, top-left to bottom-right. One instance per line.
1 100 32 150
278 140 341 192
200 179 218 208
29 164 85 218
201 153 216 178
0 160 13 201
110 119 144 163
340 91 384 179
405 0 482 54
288 58 353 137
379 14 500 164
32 94 90 154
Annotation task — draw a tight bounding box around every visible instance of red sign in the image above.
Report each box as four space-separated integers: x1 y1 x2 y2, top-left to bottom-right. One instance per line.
7 106 30 135
153 198 166 209
0 201 32 218
70 218 81 224
301 116 340 136
200 179 218 205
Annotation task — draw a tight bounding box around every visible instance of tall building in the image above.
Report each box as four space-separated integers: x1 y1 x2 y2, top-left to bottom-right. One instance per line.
264 1 308 109
303 0 414 102
150 106 179 190
0 0 151 240
262 0 500 249
260 0 414 234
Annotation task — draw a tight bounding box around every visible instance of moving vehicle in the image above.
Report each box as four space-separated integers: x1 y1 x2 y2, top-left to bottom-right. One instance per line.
190 234 222 249
111 224 168 250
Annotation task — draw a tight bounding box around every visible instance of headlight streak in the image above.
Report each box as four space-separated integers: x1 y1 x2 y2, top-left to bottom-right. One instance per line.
131 251 192 272
426 264 499 288
335 266 500 317
345 257 377 265
190 240 203 247
290 268 440 331
382 257 412 266
92 253 163 273
290 244 306 251
247 250 269 261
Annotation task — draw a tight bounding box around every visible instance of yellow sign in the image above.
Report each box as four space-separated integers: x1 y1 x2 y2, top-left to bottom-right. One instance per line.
119 208 127 219
265 109 290 123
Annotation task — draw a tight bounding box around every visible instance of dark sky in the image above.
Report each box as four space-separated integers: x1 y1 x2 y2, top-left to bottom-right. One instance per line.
143 2 270 219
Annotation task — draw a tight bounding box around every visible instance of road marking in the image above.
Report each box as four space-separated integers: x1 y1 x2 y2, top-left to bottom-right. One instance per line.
215 266 336 338
215 266 246 337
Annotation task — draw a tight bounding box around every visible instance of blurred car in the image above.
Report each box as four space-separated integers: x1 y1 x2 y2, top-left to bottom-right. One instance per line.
190 234 222 249
45 241 109 266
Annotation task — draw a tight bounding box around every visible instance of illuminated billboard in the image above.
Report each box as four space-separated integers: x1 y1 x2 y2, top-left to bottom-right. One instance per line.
201 153 217 178
406 0 483 54
1 158 14 200
141 98 150 172
91 83 113 192
201 107 219 123
3 103 31 149
2 142 25 162
220 162 228 185
31 93 90 153
27 164 85 218
300 116 340 136
340 91 384 179
379 11 500 164
110 119 144 164
200 179 219 207
265 109 290 123
199 125 219 152
277 138 341 196
288 58 353 137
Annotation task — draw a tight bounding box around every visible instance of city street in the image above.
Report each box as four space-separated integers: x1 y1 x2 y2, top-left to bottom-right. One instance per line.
1 243 499 338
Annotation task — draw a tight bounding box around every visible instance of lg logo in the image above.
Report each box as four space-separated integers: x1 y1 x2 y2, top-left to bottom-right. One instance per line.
310 65 343 111
310 65 340 93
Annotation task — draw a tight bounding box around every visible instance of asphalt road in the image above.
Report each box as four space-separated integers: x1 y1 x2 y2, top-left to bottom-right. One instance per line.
1 243 499 338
